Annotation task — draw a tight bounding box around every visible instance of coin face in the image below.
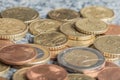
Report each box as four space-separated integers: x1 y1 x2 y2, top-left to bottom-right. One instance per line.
0 40 14 49
94 35 120 55
105 24 120 35
1 7 39 23
80 6 114 20
13 68 28 80
60 21 94 40
0 62 9 73
0 44 37 65
26 64 67 80
0 18 28 40
97 68 120 80
34 32 68 50
58 47 105 72
29 19 62 35
48 8 80 21
75 18 108 34
68 74 95 80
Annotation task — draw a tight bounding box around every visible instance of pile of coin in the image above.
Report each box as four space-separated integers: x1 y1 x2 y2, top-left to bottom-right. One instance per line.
0 6 119 80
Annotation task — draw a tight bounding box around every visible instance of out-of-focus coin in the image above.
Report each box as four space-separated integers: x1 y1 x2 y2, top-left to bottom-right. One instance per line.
97 67 120 80
94 35 120 58
1 7 39 24
0 77 7 80
29 19 62 35
0 44 37 65
48 8 80 22
80 6 114 23
60 21 95 40
105 24 120 35
26 64 68 80
0 18 28 41
13 68 28 80
75 18 108 35
58 47 105 73
34 31 68 50
0 40 14 49
0 62 10 76
68 74 95 80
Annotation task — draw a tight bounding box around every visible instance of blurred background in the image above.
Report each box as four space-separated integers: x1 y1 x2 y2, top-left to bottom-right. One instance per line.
0 0 119 24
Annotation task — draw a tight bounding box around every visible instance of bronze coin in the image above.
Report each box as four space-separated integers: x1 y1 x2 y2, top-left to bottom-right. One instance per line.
26 64 68 80
97 67 120 80
0 40 14 49
105 24 120 35
0 44 37 65
48 8 80 21
105 61 118 67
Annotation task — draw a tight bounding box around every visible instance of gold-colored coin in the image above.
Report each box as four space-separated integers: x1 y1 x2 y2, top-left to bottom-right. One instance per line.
60 21 95 40
75 18 108 34
13 68 28 80
34 31 68 50
25 44 50 65
29 19 62 35
94 35 120 58
0 18 28 41
1 7 39 24
80 6 114 23
48 8 80 22
67 37 95 47
68 74 95 80
0 62 10 76
105 56 118 62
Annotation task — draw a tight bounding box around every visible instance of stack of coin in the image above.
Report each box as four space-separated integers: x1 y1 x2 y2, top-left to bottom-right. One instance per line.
26 64 68 80
80 6 114 23
60 20 95 47
0 18 28 41
34 31 68 59
94 35 120 62
58 47 105 74
1 7 39 25
75 18 109 35
29 19 62 35
48 8 80 22
104 24 120 35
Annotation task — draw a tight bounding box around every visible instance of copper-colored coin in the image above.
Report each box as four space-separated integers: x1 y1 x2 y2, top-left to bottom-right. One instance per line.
34 31 68 51
0 77 7 80
0 40 14 49
105 61 118 67
97 67 120 80
1 7 39 24
48 8 80 22
0 44 37 65
26 64 68 80
105 24 120 35
29 19 62 35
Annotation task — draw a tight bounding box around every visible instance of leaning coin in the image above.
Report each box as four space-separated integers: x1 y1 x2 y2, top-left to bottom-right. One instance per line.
58 47 105 73
0 18 28 41
26 64 68 80
29 19 62 35
34 31 68 51
60 20 95 40
1 7 39 24
0 44 37 65
94 35 120 58
13 68 28 80
0 62 10 76
75 18 108 35
68 74 95 80
48 8 80 22
80 6 114 23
